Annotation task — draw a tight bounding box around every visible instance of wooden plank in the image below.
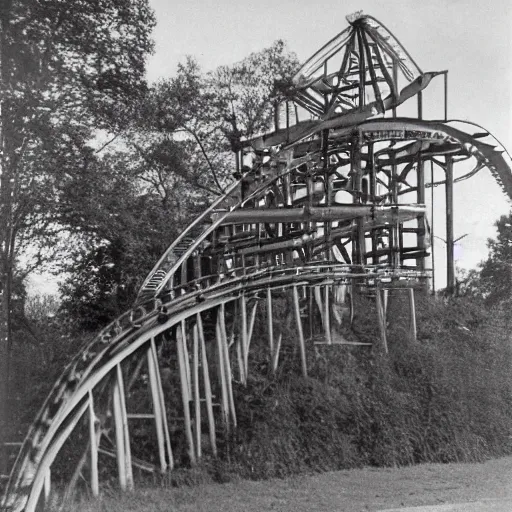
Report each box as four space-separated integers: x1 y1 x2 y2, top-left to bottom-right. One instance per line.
293 286 308 377
176 324 196 465
88 391 99 496
147 342 167 472
197 312 217 457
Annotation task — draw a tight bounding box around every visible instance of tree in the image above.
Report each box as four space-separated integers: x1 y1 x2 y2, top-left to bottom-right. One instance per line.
476 213 512 306
0 0 155 468
135 41 300 196
56 145 205 331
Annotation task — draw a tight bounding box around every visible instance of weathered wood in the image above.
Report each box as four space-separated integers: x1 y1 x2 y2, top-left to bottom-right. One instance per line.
88 391 99 496
215 313 230 430
113 364 133 490
293 286 308 377
219 304 236 428
375 288 388 353
240 295 249 378
176 323 196 465
197 313 217 456
150 338 173 470
147 342 167 472
324 284 332 344
192 324 202 460
43 470 50 503
267 288 274 357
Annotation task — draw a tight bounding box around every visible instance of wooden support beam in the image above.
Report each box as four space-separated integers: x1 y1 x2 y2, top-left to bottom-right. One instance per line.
240 295 249 378
293 286 308 377
247 301 258 352
267 288 274 358
43 469 50 503
197 313 217 457
150 338 173 470
215 314 230 431
176 323 196 465
272 333 283 373
408 288 417 343
324 284 332 345
445 156 455 294
113 364 133 490
219 304 237 429
192 324 202 460
88 391 99 497
147 341 167 472
375 289 388 354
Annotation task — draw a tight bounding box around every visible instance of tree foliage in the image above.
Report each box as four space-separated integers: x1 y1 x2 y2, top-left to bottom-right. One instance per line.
476 213 512 306
0 0 156 467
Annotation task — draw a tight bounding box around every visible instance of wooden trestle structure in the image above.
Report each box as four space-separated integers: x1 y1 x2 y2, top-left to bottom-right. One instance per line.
3 12 512 512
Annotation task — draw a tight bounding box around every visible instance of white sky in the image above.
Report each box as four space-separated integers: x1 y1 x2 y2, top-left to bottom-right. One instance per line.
146 0 512 288
30 0 512 294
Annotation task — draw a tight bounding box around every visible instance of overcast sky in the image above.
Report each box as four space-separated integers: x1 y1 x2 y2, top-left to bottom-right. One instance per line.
145 0 512 288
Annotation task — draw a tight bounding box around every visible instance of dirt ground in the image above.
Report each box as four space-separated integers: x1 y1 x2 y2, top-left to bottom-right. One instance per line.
73 456 512 512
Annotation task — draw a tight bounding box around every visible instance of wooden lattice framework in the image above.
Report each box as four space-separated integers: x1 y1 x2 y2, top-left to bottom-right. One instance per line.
2 12 512 512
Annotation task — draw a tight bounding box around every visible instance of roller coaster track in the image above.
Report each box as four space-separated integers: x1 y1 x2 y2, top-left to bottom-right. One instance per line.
2 12 511 512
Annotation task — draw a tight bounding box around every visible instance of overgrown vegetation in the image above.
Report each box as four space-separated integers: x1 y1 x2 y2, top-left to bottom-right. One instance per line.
222 293 512 479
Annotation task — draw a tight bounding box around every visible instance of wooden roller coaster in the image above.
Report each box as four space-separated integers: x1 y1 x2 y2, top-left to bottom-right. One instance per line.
2 12 512 512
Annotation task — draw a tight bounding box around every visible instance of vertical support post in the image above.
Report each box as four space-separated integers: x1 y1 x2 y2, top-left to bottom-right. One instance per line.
192 324 202 460
430 160 436 293
219 304 237 428
247 301 258 354
408 288 417 343
445 156 455 294
267 288 274 357
43 469 51 503
293 285 307 377
443 71 448 122
88 391 99 496
240 294 248 376
375 288 388 353
417 90 423 120
113 364 133 490
324 284 332 345
351 134 365 265
176 323 196 465
417 154 426 272
150 338 173 470
197 312 217 457
147 343 167 472
215 312 230 430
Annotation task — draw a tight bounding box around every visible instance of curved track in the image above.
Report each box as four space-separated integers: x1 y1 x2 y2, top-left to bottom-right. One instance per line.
2 12 511 512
